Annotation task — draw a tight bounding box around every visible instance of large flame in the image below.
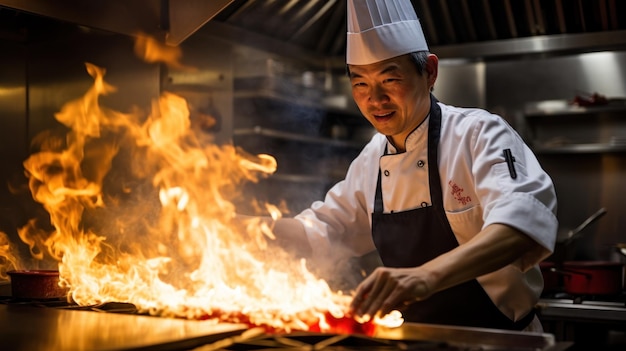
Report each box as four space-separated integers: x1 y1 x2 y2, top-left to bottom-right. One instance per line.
2 34 407 333
12 60 366 333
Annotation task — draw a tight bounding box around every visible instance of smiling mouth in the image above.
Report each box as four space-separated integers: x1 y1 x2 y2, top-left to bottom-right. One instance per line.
373 111 394 121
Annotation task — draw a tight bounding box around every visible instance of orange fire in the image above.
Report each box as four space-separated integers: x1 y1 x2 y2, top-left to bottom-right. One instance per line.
3 36 403 334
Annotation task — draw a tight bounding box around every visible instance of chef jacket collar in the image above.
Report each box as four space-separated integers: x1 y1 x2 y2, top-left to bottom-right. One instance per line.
385 113 430 154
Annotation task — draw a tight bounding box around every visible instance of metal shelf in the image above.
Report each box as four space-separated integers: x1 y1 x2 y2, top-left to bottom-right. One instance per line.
524 99 626 117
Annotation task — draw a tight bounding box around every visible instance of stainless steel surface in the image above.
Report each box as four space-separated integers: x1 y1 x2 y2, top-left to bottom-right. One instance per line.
487 51 626 263
375 322 556 351
2 0 625 62
538 297 626 349
0 298 560 351
0 39 28 215
0 0 234 46
167 0 234 45
537 298 626 322
208 0 626 63
433 29 626 60
0 304 248 351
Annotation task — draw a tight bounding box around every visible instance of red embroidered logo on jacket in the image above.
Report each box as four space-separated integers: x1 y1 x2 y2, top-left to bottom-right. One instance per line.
448 180 472 205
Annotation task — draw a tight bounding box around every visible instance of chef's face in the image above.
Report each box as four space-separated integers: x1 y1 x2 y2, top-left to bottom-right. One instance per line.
349 54 438 151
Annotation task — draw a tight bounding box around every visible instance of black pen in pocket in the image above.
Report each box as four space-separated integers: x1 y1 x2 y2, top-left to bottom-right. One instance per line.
503 148 517 179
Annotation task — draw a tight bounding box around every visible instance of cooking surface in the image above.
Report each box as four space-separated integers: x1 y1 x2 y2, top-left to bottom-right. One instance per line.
374 323 556 351
0 304 559 351
0 282 561 350
0 304 248 351
0 303 559 351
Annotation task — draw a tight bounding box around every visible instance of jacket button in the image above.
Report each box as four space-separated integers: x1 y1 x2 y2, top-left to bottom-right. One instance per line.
417 160 425 167
421 202 428 207
383 170 390 176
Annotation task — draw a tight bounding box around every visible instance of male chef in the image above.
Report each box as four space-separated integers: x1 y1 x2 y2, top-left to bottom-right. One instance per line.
271 0 558 332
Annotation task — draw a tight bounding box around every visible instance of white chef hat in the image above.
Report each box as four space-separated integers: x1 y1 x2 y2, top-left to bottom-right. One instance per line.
347 0 428 65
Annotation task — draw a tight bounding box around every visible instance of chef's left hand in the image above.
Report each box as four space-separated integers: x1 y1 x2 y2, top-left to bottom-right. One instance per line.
349 223 542 321
349 266 430 321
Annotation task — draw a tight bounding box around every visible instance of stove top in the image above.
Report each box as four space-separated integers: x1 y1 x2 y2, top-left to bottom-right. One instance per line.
538 290 626 322
0 283 558 351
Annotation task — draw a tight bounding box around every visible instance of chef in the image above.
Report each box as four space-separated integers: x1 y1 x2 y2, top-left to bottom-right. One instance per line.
271 0 558 332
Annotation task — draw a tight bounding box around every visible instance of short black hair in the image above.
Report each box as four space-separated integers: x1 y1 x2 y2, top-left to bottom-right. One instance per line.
408 51 430 75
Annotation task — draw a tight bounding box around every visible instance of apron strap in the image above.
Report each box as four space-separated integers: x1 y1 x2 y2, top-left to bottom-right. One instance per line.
373 145 388 213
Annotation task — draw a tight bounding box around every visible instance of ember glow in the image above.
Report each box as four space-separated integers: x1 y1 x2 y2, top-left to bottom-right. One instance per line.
0 38 405 333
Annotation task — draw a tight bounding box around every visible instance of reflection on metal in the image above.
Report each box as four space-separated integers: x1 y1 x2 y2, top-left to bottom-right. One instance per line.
0 0 234 46
375 322 556 351
2 0 625 60
167 0 234 45
433 30 626 60
0 304 248 351
577 51 626 94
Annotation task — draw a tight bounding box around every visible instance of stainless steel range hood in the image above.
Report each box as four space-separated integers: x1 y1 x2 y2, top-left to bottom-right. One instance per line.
0 0 233 46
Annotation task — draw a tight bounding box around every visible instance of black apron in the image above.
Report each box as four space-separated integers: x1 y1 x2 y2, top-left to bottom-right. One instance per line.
371 94 534 330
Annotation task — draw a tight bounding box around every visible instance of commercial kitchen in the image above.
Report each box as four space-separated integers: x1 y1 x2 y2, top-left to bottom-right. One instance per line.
1 1 626 350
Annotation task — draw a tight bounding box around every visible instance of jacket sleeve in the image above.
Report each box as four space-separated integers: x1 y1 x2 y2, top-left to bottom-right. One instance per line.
294 135 384 261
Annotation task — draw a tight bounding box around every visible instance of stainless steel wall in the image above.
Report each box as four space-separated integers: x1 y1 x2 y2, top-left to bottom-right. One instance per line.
428 51 626 261
164 31 234 145
0 29 162 258
0 40 28 246
485 52 626 261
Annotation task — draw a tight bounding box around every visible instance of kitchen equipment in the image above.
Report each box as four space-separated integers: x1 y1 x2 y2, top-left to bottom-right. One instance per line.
560 260 624 295
7 270 69 299
546 207 608 267
0 303 559 351
557 207 607 245
537 297 626 349
0 304 248 351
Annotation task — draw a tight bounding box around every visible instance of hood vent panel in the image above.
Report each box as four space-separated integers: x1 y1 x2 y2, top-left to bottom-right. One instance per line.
0 0 233 46
211 0 626 60
1 0 625 59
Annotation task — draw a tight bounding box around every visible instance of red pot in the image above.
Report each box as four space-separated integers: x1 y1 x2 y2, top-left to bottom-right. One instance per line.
7 270 69 299
561 261 624 295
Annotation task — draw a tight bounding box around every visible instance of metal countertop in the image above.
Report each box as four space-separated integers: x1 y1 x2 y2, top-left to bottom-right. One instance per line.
0 304 248 351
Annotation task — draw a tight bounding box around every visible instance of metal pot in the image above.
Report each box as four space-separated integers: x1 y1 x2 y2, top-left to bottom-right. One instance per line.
7 270 69 299
560 261 624 295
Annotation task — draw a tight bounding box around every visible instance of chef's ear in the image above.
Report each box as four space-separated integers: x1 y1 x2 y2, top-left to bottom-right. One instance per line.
425 54 438 91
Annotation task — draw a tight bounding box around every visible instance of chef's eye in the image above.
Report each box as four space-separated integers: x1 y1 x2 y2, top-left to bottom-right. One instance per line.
383 78 400 83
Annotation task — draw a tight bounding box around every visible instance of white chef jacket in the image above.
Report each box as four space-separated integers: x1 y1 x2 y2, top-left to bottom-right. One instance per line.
295 101 558 321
